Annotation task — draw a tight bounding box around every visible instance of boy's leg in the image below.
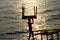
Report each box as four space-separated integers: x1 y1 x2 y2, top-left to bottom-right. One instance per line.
32 32 34 40
28 32 31 40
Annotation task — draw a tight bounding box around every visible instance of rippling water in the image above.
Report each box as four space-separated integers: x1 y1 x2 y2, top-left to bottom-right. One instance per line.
0 0 60 40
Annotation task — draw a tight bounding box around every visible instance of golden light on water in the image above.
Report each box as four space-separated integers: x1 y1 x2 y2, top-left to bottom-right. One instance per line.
16 0 52 40
0 0 60 40
15 0 49 30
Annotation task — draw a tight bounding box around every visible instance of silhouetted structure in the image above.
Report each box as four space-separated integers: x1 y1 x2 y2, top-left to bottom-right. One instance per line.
22 6 37 40
34 29 60 40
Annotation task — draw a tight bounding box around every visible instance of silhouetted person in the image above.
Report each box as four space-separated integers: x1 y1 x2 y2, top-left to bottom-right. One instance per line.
22 6 37 40
28 19 34 40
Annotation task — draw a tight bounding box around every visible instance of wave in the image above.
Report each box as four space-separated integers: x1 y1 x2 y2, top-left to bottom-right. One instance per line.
46 14 60 22
0 31 28 36
43 7 60 13
0 16 17 20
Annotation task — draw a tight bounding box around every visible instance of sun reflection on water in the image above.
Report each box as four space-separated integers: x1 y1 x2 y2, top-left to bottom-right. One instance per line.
14 0 60 40
16 0 49 40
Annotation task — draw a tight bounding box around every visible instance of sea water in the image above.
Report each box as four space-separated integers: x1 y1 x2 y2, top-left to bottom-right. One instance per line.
0 0 60 40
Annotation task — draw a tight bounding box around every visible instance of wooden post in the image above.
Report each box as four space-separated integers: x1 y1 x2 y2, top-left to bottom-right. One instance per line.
41 34 43 40
47 35 48 40
50 34 53 40
57 32 59 40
